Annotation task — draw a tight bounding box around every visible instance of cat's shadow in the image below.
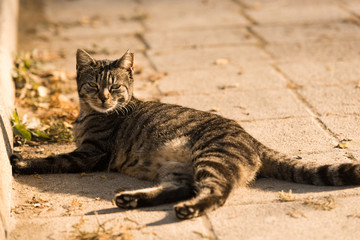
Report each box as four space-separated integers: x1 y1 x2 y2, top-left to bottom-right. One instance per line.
13 171 183 226
13 172 359 226
85 207 179 227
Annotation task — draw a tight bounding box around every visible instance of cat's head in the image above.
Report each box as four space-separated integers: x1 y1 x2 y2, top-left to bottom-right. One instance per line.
76 49 134 113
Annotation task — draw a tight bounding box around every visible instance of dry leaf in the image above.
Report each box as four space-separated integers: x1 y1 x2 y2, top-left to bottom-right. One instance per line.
79 16 90 26
162 91 181 96
209 107 220 112
66 198 83 215
49 70 68 82
279 190 337 211
336 141 349 149
287 209 307 219
217 83 239 90
26 194 50 208
37 86 49 97
214 58 229 65
32 173 43 179
78 172 87 178
236 104 247 110
13 147 23 153
278 190 297 202
303 196 337 211
287 82 301 89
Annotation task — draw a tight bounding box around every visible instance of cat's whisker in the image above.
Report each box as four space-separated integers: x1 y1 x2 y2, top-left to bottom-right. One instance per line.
119 107 126 115
112 108 118 115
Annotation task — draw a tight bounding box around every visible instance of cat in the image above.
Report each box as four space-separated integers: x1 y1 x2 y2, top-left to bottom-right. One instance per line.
11 49 360 219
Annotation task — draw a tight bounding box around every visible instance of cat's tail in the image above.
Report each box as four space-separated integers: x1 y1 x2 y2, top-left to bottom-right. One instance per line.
257 144 360 186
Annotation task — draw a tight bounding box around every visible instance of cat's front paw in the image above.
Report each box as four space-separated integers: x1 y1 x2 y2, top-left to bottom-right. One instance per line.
113 192 139 209
10 153 28 174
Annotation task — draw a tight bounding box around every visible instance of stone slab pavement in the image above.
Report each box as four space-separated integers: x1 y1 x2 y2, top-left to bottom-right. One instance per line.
10 0 360 239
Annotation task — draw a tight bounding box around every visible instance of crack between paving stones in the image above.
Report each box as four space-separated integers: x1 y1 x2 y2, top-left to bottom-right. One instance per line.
232 0 257 25
271 65 360 162
131 0 160 73
135 32 161 73
337 1 360 25
271 64 340 138
133 16 164 99
236 2 358 162
202 214 219 240
233 0 278 61
234 1 337 139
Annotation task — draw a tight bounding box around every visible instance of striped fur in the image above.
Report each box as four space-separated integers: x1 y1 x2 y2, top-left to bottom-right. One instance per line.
11 49 360 219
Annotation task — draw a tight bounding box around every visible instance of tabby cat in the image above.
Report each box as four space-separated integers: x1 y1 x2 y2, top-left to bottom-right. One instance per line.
11 49 360 219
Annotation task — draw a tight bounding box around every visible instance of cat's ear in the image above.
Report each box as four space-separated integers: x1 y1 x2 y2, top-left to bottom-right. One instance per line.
116 50 134 70
76 49 96 69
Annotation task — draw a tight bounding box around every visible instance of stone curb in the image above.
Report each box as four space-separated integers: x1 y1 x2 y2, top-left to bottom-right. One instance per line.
0 0 18 239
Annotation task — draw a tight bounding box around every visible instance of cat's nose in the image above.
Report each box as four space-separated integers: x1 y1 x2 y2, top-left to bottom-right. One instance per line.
99 89 110 103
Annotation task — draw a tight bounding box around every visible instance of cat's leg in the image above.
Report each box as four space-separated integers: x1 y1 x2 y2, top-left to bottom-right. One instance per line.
113 162 195 209
11 150 109 174
174 152 260 219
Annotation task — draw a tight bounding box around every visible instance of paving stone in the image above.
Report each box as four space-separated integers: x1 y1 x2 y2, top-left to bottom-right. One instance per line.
10 211 211 240
45 0 141 23
253 22 360 43
143 0 248 30
58 21 144 38
32 35 145 61
144 27 258 50
352 150 360 161
240 117 337 155
227 176 360 206
158 64 287 94
162 88 310 121
277 60 360 87
266 41 360 62
243 0 351 25
41 48 154 81
208 196 360 240
320 115 360 150
148 46 271 72
342 0 360 16
298 85 360 116
292 151 360 165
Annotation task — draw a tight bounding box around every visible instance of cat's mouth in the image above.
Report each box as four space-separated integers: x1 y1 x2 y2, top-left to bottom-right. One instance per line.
88 97 131 114
87 100 116 113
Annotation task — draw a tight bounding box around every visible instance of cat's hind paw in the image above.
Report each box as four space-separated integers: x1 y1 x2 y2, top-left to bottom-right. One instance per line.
174 202 201 219
113 192 139 209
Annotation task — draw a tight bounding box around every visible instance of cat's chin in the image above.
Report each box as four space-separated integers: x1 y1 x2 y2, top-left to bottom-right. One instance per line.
88 102 117 113
89 102 131 114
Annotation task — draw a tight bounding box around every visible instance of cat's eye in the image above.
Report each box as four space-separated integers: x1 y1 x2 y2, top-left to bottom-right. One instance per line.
88 82 98 88
111 84 121 90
